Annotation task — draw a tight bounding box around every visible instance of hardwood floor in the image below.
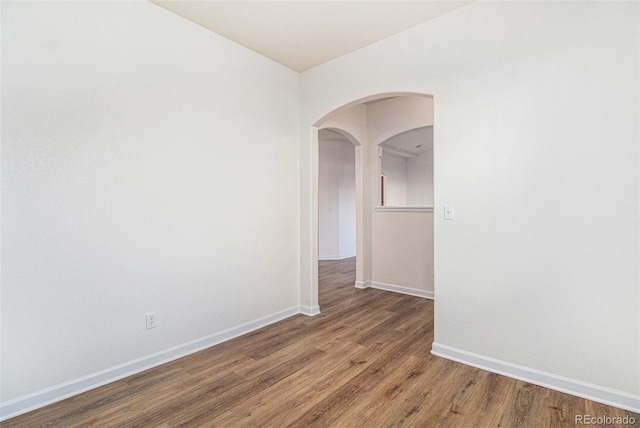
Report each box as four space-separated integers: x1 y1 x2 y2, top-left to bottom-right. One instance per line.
4 257 639 427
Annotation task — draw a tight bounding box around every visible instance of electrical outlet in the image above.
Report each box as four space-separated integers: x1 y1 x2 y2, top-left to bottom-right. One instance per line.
146 312 157 330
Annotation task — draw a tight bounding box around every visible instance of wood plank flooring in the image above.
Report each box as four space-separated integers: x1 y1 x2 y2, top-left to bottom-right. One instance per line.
4 257 639 427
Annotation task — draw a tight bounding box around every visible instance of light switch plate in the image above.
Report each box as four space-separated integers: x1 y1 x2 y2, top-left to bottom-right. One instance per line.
444 204 455 220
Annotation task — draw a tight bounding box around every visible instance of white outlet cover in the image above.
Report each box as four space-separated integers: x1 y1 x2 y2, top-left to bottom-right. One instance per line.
146 312 157 329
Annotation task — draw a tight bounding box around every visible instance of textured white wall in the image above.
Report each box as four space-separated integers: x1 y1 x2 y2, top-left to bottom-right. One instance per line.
1 1 299 402
301 1 639 397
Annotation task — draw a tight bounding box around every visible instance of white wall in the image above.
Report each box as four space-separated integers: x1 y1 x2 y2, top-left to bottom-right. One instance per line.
368 96 434 146
381 152 407 207
406 130 434 207
318 139 355 259
319 141 340 258
301 0 640 407
318 104 368 147
1 0 299 406
406 150 433 207
338 143 356 258
372 212 433 293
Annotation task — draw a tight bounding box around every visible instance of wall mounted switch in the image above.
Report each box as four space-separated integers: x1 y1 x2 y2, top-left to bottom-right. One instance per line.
444 204 455 220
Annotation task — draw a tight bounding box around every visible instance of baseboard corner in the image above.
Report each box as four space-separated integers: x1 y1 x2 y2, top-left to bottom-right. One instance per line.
299 305 321 316
368 281 433 299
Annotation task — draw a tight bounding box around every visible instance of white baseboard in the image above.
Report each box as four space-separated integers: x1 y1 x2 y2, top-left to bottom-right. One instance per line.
318 254 356 261
318 255 341 261
299 305 321 316
431 342 640 413
354 280 367 289
0 306 303 422
356 280 434 299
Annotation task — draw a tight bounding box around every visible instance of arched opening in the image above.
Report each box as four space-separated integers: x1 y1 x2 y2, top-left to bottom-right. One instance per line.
307 92 434 314
378 126 433 208
317 128 361 281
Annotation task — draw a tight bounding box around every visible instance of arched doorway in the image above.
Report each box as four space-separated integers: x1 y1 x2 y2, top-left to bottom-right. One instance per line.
318 128 359 259
306 92 434 314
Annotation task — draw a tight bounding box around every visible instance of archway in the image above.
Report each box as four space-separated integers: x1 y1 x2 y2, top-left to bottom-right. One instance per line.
317 127 363 290
306 92 434 314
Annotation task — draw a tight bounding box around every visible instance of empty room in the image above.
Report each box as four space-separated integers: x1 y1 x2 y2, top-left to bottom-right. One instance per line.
1 0 639 426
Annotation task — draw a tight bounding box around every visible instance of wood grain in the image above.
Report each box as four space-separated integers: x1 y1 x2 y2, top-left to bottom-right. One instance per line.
4 257 639 427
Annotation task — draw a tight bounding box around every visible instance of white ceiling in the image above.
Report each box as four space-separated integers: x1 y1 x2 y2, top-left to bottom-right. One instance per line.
150 1 473 72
